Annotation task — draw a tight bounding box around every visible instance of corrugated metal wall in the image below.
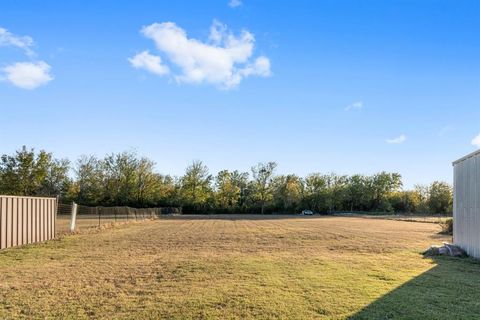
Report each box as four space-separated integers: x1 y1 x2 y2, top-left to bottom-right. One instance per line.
0 195 56 250
453 150 480 258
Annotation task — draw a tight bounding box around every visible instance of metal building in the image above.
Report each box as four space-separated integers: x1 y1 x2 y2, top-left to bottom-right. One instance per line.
453 149 480 258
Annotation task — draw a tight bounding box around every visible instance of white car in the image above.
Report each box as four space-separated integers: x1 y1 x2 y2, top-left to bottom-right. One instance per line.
301 210 314 215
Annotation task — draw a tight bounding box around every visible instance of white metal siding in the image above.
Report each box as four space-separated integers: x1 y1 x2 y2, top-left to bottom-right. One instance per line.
453 150 480 258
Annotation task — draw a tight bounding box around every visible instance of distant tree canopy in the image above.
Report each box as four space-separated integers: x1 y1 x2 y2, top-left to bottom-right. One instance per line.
0 146 453 214
0 146 71 197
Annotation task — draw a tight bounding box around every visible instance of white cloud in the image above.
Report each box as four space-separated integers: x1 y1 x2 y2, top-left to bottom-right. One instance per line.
229 0 242 8
128 50 169 76
130 20 271 89
2 61 53 89
0 26 53 89
386 134 407 144
239 56 271 77
209 20 227 45
345 101 363 111
472 133 480 148
0 27 34 56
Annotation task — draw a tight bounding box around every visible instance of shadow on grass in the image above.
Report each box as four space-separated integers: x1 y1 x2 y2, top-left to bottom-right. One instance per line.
349 256 480 319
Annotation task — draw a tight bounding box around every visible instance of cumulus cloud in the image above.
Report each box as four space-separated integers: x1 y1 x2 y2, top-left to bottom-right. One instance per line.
472 133 480 148
0 27 34 56
386 134 406 144
0 26 53 89
2 61 53 89
345 101 363 111
128 50 169 76
130 20 271 89
229 0 242 8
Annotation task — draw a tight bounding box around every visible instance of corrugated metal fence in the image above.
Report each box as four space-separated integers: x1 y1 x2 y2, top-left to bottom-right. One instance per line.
0 195 57 250
453 149 480 258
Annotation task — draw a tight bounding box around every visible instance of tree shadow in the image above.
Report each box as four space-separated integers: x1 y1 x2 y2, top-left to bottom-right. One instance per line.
349 256 480 319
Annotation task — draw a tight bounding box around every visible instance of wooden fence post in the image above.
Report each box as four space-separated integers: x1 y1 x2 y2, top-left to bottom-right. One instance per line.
69 202 78 232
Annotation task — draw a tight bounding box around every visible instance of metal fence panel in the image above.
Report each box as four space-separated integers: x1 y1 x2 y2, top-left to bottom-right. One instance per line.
0 195 57 250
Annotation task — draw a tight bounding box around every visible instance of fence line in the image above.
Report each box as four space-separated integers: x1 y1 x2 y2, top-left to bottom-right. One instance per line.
56 203 181 233
0 196 182 247
0 195 57 249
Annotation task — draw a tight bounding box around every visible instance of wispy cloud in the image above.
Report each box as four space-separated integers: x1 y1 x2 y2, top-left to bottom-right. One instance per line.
438 125 454 137
386 134 406 144
129 20 271 89
0 27 35 56
229 0 242 8
472 133 480 148
2 61 53 89
345 101 363 111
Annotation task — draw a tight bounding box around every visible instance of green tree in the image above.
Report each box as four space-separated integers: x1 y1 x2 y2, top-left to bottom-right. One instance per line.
324 173 348 213
0 146 70 197
38 158 71 197
74 155 104 205
135 157 162 207
414 184 430 213
272 174 303 212
215 170 241 210
251 162 277 214
370 172 402 212
303 173 329 212
428 181 452 214
157 175 180 206
230 170 249 209
180 161 213 210
102 151 139 205
389 190 421 213
345 174 368 211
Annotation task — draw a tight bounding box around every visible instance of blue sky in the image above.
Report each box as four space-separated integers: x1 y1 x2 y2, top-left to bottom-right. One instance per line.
0 0 479 188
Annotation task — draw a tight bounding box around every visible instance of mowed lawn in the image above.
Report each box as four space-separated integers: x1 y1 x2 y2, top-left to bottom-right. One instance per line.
0 215 479 319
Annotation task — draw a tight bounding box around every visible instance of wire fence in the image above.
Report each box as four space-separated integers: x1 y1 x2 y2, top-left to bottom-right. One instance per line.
57 203 181 234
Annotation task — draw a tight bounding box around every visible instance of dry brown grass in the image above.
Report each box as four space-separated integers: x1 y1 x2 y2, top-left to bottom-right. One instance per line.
0 215 474 319
351 214 452 224
56 215 146 234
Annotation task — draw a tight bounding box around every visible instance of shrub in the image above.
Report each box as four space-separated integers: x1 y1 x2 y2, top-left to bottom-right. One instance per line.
439 218 453 235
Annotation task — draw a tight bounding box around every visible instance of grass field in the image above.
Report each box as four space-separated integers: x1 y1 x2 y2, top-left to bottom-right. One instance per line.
0 215 478 319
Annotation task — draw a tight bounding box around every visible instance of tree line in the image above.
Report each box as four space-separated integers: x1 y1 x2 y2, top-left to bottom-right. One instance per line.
0 146 453 214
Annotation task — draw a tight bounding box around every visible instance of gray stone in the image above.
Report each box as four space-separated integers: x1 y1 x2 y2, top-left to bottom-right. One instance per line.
423 243 467 257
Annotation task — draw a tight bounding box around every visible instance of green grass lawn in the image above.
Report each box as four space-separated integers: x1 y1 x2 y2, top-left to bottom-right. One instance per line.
0 215 478 319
